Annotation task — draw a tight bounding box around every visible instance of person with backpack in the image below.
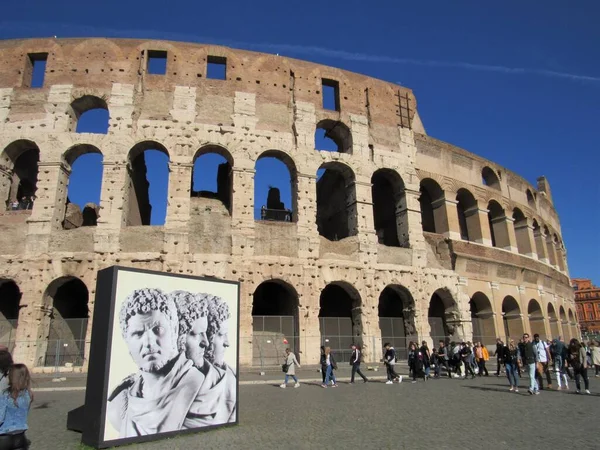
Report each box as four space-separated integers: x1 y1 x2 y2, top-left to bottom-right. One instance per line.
383 342 400 384
280 348 301 389
568 338 590 394
419 341 431 380
320 347 338 388
460 342 475 379
533 334 553 390
550 337 569 390
349 344 368 384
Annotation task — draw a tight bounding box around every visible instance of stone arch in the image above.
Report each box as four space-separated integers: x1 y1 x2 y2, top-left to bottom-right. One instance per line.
371 168 408 247
526 189 536 208
512 208 529 255
0 140 40 210
470 292 496 346
192 145 233 213
70 95 109 134
126 141 170 226
547 303 560 339
319 281 362 362
568 309 578 339
482 166 500 190
543 225 557 266
559 305 568 337
255 149 297 223
502 296 523 340
419 178 444 234
428 288 459 342
61 144 103 229
527 299 546 338
554 233 566 271
378 285 416 359
532 219 545 260
252 279 299 365
315 119 352 153
42 276 89 367
456 188 479 241
0 279 22 351
316 161 357 241
487 200 506 248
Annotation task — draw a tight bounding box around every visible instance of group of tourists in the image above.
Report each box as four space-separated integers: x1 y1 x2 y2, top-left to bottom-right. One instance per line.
7 196 35 211
280 335 599 396
0 346 33 450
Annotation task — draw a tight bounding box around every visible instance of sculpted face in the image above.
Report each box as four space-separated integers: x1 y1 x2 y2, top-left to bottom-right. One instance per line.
126 311 178 373
184 316 209 368
210 320 230 367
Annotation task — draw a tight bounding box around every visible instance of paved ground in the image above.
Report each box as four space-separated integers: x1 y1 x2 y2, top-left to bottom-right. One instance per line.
29 369 600 449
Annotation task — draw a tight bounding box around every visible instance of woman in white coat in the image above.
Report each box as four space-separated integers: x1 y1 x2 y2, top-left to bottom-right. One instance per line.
280 348 301 388
591 340 600 377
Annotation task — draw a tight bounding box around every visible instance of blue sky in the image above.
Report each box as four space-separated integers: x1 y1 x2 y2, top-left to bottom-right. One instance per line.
1 0 599 281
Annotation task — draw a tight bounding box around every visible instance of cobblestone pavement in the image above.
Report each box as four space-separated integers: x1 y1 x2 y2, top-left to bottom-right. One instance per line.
30 374 599 450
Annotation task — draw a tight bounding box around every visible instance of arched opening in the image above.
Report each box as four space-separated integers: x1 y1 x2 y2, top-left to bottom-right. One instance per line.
526 189 536 208
487 200 505 248
315 119 352 153
316 162 357 241
1 140 40 211
527 299 545 338
568 309 577 340
428 289 459 343
43 277 89 367
456 188 478 241
470 292 496 346
482 166 500 190
254 150 297 223
502 296 523 340
378 285 416 360
252 280 299 366
559 306 568 337
554 235 566 271
319 282 362 362
512 208 529 255
71 95 109 134
547 304 560 339
62 145 103 229
0 279 21 351
192 146 233 213
126 141 169 226
371 169 408 247
544 225 557 266
419 178 444 234
532 219 545 259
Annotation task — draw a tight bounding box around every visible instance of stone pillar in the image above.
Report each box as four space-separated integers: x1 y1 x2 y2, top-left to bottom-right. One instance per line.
352 178 378 265
0 88 13 128
464 203 493 246
556 246 567 272
514 219 536 257
490 214 518 252
109 83 135 133
164 159 193 255
404 187 427 267
534 228 548 263
238 280 253 366
231 92 258 130
545 235 558 268
296 173 320 259
25 161 70 254
94 159 129 253
292 101 316 149
431 196 461 240
46 85 74 132
349 114 370 160
299 303 321 365
230 167 255 258
0 166 12 208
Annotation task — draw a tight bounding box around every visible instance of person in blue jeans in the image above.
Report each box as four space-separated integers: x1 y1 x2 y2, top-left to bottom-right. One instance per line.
321 347 338 388
520 333 539 395
0 363 33 450
502 339 520 392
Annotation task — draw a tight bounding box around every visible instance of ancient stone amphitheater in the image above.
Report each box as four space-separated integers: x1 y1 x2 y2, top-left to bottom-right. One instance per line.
0 38 577 371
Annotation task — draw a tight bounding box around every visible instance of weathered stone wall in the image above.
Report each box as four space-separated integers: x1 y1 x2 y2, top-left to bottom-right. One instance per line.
0 38 577 371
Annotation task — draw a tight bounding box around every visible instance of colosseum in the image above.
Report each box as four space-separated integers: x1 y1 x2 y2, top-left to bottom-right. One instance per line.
0 38 578 372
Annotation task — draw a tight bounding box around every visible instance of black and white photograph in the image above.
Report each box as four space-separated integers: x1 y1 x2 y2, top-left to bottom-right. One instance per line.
97 267 239 444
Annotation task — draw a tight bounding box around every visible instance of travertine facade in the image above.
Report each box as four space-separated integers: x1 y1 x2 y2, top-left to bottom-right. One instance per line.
0 38 578 372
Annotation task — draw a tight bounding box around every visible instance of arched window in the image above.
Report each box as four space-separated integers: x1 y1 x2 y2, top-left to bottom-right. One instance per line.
316 162 357 241
71 95 109 134
192 146 233 213
456 189 478 241
502 296 523 339
315 120 352 153
0 140 40 211
254 150 297 223
126 142 169 226
379 285 415 360
371 169 408 247
470 292 496 346
487 200 505 248
547 304 560 339
527 299 545 338
482 166 500 190
526 189 536 208
419 179 444 234
512 208 529 255
428 289 458 342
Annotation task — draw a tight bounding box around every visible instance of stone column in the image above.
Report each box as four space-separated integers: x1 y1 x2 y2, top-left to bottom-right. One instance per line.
238 280 254 366
349 114 370 161
490 214 518 252
298 302 321 365
164 159 193 255
0 166 12 208
534 228 548 263
404 187 427 266
464 203 493 246
94 159 129 253
230 167 255 258
431 196 461 240
545 235 558 268
25 161 70 254
296 173 320 259
352 178 378 265
514 218 536 257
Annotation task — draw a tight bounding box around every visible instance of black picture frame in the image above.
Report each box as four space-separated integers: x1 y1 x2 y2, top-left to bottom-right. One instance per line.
67 265 240 449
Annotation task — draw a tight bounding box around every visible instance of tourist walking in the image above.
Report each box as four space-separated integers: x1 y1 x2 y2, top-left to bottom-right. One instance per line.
280 348 301 388
533 334 552 390
321 347 338 388
475 343 489 376
419 341 431 379
590 340 600 377
460 343 475 379
349 344 368 384
319 346 327 384
568 339 590 394
437 340 451 379
0 364 33 449
383 342 400 384
494 338 504 376
502 339 520 392
520 333 539 395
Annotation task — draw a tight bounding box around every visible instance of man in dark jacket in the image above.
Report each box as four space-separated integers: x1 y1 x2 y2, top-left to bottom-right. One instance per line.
519 333 539 395
494 338 504 376
437 341 451 379
383 343 400 384
349 344 368 384
460 343 475 379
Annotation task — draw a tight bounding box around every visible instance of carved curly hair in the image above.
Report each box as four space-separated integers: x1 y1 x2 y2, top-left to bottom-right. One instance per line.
205 295 231 362
172 291 209 352
119 288 179 341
